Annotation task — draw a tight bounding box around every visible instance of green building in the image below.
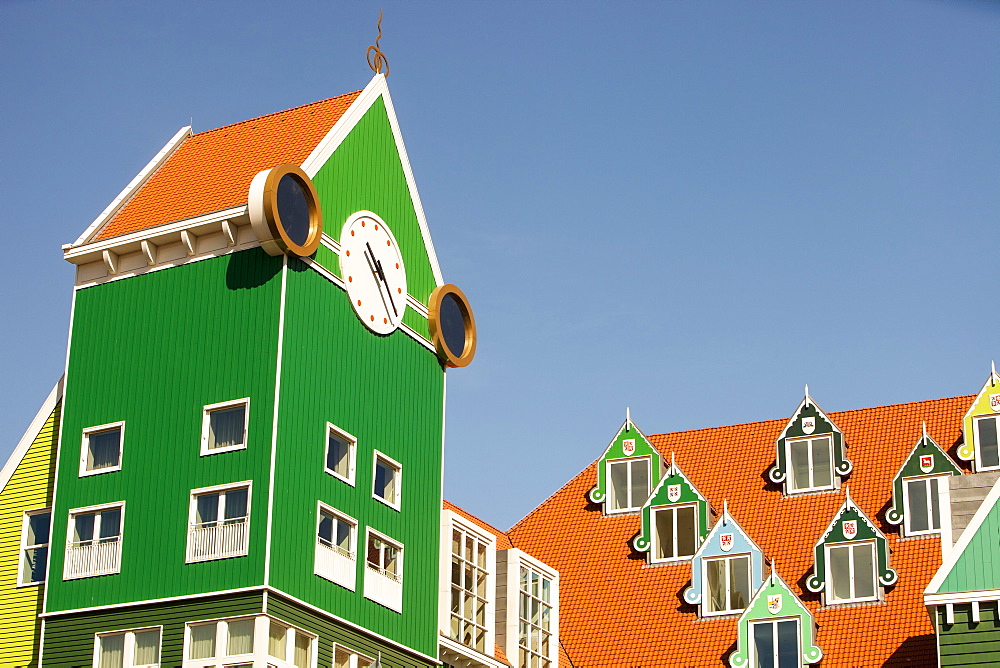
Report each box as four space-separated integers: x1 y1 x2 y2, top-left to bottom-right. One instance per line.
38 73 477 667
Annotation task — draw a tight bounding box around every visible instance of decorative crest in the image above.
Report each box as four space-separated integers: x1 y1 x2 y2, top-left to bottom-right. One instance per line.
367 9 390 77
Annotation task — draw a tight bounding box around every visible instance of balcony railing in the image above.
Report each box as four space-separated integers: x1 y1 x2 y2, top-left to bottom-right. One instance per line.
315 539 357 590
186 518 248 562
64 537 121 579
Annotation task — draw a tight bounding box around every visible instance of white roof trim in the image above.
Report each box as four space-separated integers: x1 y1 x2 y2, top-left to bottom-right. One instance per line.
925 473 1000 595
925 590 1000 606
301 74 444 287
0 377 63 494
71 126 192 247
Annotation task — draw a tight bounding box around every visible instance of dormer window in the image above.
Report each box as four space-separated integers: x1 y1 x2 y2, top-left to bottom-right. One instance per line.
787 436 834 492
974 415 999 469
769 388 851 496
705 554 751 614
652 504 698 561
827 541 876 603
588 410 663 516
730 570 823 667
608 457 651 513
633 457 710 564
957 363 1000 472
887 425 961 537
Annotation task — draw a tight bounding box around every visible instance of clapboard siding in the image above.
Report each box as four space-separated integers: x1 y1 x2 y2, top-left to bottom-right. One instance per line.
938 602 1000 666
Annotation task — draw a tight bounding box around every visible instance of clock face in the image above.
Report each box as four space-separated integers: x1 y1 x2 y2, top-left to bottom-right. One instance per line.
339 212 407 334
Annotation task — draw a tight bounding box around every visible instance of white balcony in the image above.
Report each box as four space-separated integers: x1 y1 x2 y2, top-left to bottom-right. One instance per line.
364 563 402 612
186 519 248 562
64 538 121 579
315 540 356 590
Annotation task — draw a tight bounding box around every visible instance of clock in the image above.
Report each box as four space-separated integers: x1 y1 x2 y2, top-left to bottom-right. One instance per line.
339 212 407 334
428 284 477 367
248 164 323 257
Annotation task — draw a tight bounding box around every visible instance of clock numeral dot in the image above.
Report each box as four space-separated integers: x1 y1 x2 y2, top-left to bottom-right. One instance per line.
395 263 399 269
350 230 355 236
397 288 401 294
370 315 375 322
357 300 362 306
361 220 366 227
386 240 391 246
348 276 353 283
374 224 379 231
383 318 388 324
346 250 350 256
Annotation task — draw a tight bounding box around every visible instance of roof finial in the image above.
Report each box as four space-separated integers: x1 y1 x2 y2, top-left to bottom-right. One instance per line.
367 9 390 77
723 498 729 524
992 360 998 386
671 451 676 475
771 559 777 584
844 484 852 505
626 406 632 432
922 421 928 440
804 383 811 406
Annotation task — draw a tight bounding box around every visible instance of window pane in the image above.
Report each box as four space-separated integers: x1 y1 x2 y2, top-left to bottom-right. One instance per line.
336 518 351 550
98 633 125 668
224 489 248 520
196 494 219 524
294 632 311 668
22 546 48 584
907 479 930 533
334 647 351 668
189 623 216 659
789 441 811 491
27 511 51 546
327 433 350 476
978 417 999 468
74 513 95 542
706 559 726 612
134 630 160 665
610 462 628 511
730 556 750 611
227 618 254 655
654 509 674 559
676 506 697 557
630 459 649 508
853 543 876 599
318 511 333 544
88 428 121 470
375 460 396 503
752 622 774 668
811 437 833 488
930 478 941 530
269 620 288 658
99 508 121 540
384 544 398 575
830 545 851 601
367 535 381 568
208 405 245 449
776 620 799 668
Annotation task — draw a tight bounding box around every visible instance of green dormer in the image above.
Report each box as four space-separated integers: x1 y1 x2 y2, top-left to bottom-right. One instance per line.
768 387 852 495
633 455 711 563
957 362 1000 473
886 423 962 537
805 488 896 604
588 410 663 515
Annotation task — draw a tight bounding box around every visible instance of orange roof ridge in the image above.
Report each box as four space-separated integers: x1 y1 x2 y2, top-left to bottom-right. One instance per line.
191 90 363 139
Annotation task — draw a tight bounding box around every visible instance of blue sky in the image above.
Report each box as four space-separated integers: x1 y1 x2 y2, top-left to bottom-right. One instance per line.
1 1 997 530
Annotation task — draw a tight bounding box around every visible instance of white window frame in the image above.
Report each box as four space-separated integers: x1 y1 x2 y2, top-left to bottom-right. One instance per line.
333 644 376 668
824 539 879 604
447 519 496 654
371 450 402 511
363 527 403 612
902 474 948 537
605 455 652 514
64 501 125 580
185 481 252 563
517 560 558 668
784 435 836 494
183 615 316 668
650 502 699 563
749 617 802 668
314 501 358 591
80 421 125 476
93 626 162 668
200 398 250 456
973 414 1000 472
18 507 51 587
701 552 752 616
324 423 357 485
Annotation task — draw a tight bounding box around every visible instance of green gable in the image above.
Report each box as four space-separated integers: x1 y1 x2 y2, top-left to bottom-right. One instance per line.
588 411 663 509
886 424 962 527
730 571 823 667
633 457 711 555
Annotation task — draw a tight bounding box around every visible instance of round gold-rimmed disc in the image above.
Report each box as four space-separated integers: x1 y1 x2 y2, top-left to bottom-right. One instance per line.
428 284 477 368
249 164 323 257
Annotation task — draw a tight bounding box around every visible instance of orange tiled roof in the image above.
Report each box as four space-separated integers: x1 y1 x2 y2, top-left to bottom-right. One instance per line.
93 91 361 241
506 394 975 667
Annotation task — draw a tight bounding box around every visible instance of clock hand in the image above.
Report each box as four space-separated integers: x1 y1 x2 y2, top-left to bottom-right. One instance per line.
365 243 394 319
366 242 398 317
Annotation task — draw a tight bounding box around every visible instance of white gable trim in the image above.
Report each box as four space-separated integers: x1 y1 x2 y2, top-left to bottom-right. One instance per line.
301 74 444 286
962 366 1000 422
925 473 1000 595
1 377 63 493
71 126 192 247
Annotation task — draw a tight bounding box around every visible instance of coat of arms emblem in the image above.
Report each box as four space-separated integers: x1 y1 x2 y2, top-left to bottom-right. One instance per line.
990 394 1000 411
622 438 636 455
767 595 782 614
919 454 934 473
801 416 816 435
667 484 681 503
843 520 858 539
720 533 734 552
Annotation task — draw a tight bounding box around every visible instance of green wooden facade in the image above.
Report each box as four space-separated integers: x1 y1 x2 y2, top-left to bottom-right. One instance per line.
936 603 1000 666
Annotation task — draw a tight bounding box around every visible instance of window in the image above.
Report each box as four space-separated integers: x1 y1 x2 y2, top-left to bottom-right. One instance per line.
186 618 255 665
651 504 697 561
903 475 944 536
315 504 357 590
94 627 161 668
372 451 401 509
607 457 650 513
334 645 375 668
19 508 50 585
450 527 490 652
704 554 751 615
186 483 250 562
787 436 834 492
81 422 124 475
975 414 999 469
827 541 877 603
325 423 356 484
751 619 800 668
65 503 123 579
201 399 249 455
518 565 555 668
268 620 313 668
184 616 313 668
364 529 403 611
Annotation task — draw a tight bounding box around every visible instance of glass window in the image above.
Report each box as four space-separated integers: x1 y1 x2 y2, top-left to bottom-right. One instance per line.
518 565 555 668
65 505 123 579
653 505 697 561
905 476 943 535
752 619 799 668
449 526 490 653
187 485 250 562
96 628 160 668
188 622 216 659
976 415 999 469
201 400 248 454
787 436 834 492
326 425 356 483
366 533 401 581
373 453 401 508
20 508 50 585
607 457 650 512
82 423 123 475
226 618 254 656
828 542 877 603
318 508 354 556
705 555 751 614
334 646 375 668
293 631 311 668
268 620 288 659
185 617 269 662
